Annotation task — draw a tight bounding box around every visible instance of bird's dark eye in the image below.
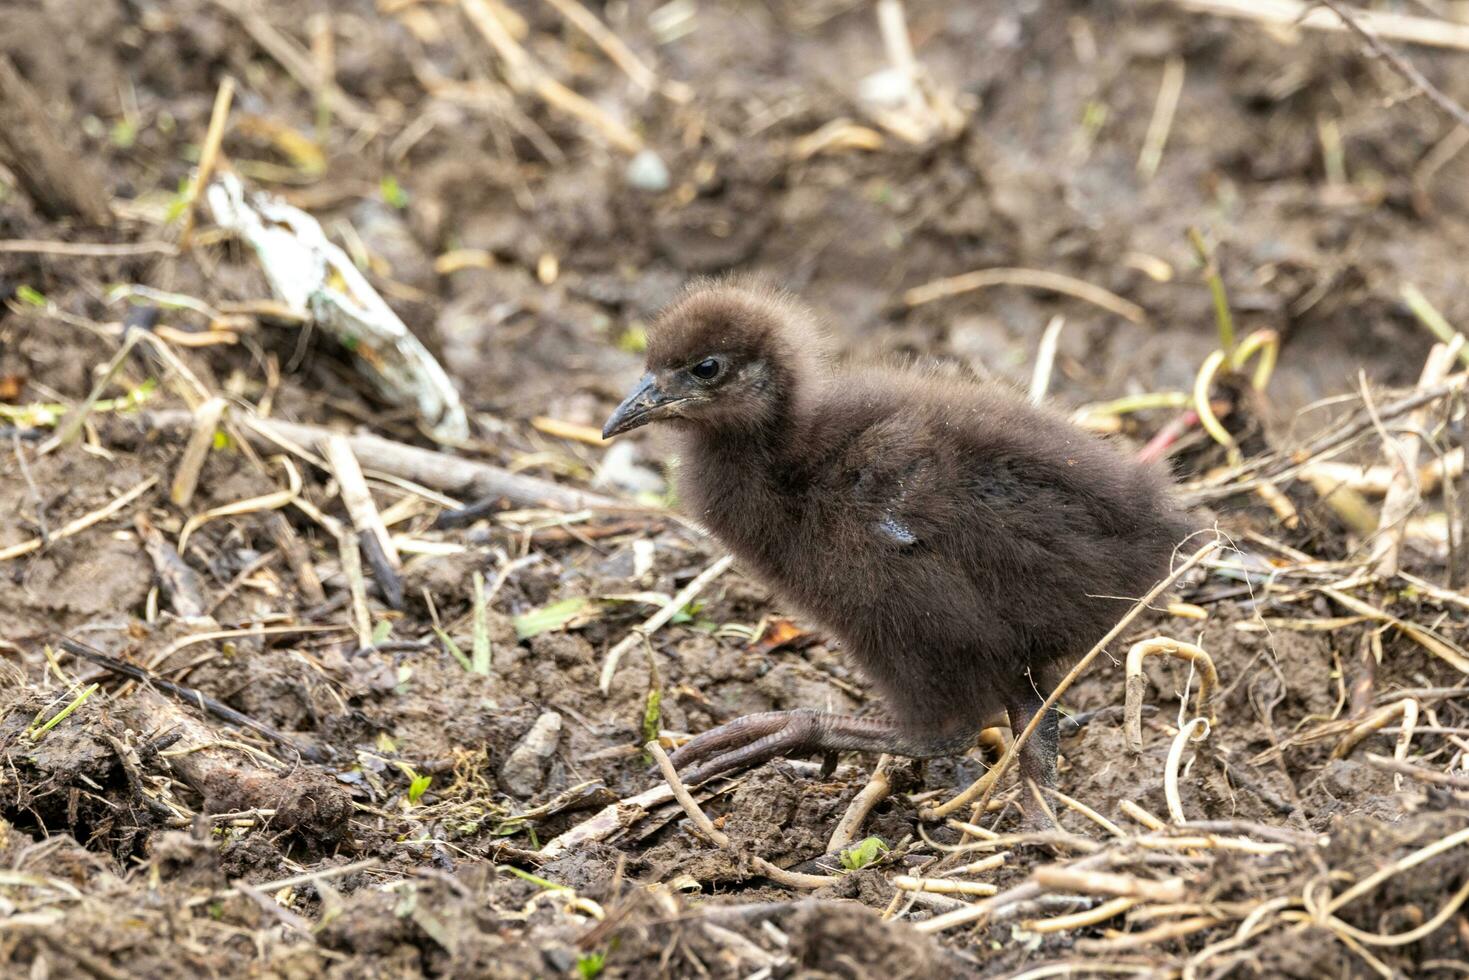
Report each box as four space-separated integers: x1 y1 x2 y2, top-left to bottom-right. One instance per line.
690 357 722 381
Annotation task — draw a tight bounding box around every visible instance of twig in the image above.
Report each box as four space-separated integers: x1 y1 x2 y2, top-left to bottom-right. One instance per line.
1040 786 1126 838
538 0 689 102
1078 915 1222 951
1168 0 1469 53
911 854 1111 933
921 537 1221 820
1370 339 1459 576
599 554 735 693
1402 285 1469 368
539 783 675 858
0 239 176 257
905 267 1146 324
338 530 373 650
1032 867 1186 903
647 742 836 889
828 754 895 852
59 637 331 762
323 434 399 570
1124 637 1218 753
1164 718 1210 823
206 0 377 130
0 476 158 562
170 397 228 508
1118 799 1167 831
893 875 997 897
1316 0 1469 130
1137 57 1185 181
1326 825 1469 914
461 0 643 153
1028 316 1066 405
324 435 404 611
179 76 235 249
1364 752 1469 789
40 329 143 454
1024 896 1137 933
267 512 326 605
185 858 380 907
177 455 301 554
147 410 621 513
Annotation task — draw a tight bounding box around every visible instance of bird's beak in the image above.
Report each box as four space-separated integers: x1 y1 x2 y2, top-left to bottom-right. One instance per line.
603 373 679 438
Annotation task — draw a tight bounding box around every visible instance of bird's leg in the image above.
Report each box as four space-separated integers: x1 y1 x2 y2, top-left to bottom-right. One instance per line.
1004 688 1059 829
669 710 976 786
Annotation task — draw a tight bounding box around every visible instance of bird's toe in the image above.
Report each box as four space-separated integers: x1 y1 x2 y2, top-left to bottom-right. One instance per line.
672 710 823 785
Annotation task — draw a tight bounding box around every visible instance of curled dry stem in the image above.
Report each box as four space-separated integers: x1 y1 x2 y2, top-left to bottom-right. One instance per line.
1330 698 1419 781
1124 637 1218 753
1164 718 1211 824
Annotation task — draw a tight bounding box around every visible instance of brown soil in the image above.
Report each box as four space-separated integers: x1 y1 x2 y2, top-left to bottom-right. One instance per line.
2 1 1468 977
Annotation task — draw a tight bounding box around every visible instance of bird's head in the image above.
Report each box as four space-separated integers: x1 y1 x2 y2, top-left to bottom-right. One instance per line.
603 281 829 439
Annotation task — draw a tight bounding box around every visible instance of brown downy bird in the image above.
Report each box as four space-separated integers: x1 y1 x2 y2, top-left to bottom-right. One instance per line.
603 281 1193 818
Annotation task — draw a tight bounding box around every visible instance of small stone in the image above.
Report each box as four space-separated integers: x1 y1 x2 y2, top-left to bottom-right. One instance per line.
593 439 665 495
625 149 671 193
499 711 563 797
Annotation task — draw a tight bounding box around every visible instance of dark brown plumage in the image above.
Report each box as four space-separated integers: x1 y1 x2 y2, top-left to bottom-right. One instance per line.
603 280 1194 816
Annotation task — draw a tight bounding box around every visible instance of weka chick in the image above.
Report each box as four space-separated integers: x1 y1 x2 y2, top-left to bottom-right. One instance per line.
603 281 1193 811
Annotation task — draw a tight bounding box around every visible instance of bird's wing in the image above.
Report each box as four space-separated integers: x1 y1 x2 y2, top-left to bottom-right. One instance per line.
838 417 944 549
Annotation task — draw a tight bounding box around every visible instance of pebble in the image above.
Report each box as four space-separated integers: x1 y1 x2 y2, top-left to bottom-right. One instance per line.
625 149 671 193
499 710 563 797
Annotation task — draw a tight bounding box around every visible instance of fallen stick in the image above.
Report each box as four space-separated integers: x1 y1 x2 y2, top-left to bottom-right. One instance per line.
61 637 331 763
599 554 735 693
1371 339 1461 577
1169 0 1469 52
143 410 621 513
648 742 836 890
828 754 895 853
905 267 1146 324
113 685 351 845
0 476 158 563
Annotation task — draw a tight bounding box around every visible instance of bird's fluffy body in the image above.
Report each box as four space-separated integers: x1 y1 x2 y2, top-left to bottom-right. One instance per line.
644 282 1192 742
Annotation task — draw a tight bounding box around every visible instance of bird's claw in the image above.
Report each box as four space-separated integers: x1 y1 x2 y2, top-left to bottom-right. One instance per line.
668 710 824 785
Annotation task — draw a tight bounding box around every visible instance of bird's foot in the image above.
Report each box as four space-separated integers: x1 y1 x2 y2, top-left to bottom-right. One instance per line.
669 710 953 786
669 710 841 785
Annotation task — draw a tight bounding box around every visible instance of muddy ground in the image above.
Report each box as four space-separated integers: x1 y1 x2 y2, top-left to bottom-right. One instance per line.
2 0 1469 976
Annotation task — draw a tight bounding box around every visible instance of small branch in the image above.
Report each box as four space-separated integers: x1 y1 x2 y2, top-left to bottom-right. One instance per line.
647 742 836 890
179 76 235 249
461 0 643 153
905 267 1146 324
1316 0 1469 130
59 636 331 762
0 239 175 257
1170 0 1469 53
1370 339 1460 577
145 410 621 513
599 554 735 693
828 754 895 852
171 397 228 508
0 476 158 563
1028 316 1066 405
1164 717 1211 823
